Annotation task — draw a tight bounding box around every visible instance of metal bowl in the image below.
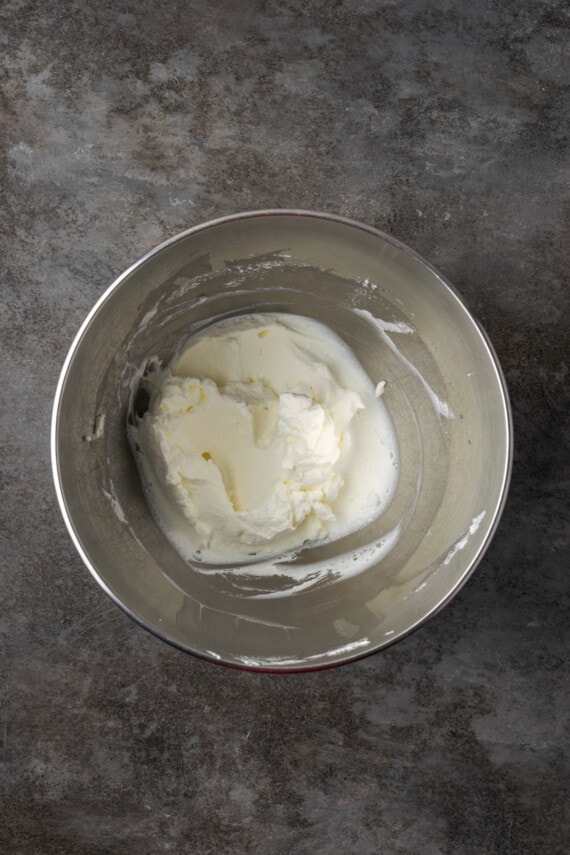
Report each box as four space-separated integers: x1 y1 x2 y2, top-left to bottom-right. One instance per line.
51 210 512 671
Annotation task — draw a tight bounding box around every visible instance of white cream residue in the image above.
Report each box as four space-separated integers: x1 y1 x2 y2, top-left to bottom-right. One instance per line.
354 308 454 419
101 478 127 525
130 313 399 564
239 523 402 599
83 413 105 442
443 511 486 566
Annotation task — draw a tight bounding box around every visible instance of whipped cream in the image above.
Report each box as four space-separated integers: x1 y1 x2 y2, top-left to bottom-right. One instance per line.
130 313 398 563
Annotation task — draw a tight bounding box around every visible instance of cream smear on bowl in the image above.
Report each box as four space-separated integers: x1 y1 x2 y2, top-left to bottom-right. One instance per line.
129 313 399 563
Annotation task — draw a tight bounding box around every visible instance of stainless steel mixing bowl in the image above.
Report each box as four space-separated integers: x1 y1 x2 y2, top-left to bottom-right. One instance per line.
51 210 512 671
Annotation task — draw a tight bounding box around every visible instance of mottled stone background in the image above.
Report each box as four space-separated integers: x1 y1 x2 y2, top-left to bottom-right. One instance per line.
1 0 568 852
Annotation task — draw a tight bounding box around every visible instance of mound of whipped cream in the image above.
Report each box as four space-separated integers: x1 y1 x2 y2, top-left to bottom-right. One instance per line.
130 313 398 563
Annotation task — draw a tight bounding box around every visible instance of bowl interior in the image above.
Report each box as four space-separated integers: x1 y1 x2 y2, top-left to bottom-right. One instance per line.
52 212 511 670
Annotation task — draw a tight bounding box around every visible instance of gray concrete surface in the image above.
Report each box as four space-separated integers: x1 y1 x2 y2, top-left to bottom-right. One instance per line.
1 0 568 852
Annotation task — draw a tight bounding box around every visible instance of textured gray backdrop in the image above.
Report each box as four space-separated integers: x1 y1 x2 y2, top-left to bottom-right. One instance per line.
1 1 568 853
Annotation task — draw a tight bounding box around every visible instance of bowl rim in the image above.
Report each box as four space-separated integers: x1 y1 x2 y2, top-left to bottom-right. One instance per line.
51 209 514 673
